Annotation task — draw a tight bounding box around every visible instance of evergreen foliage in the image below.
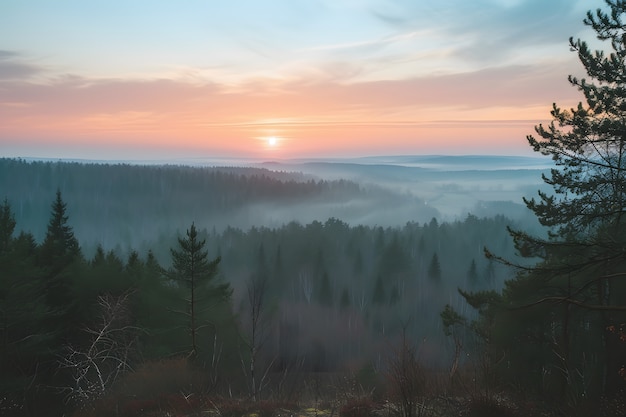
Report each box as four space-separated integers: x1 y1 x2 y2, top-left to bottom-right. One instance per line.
40 189 80 268
0 171 529 411
169 222 232 358
0 198 15 252
446 0 626 409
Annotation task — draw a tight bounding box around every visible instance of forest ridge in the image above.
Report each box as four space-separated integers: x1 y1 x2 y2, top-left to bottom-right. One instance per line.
0 157 543 251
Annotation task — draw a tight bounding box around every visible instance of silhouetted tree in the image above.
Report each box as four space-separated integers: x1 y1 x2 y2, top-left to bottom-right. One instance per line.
0 198 15 252
463 0 626 405
169 222 231 357
38 190 83 362
39 189 80 270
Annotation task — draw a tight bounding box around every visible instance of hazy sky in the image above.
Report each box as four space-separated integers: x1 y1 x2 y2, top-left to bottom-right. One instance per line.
0 0 605 160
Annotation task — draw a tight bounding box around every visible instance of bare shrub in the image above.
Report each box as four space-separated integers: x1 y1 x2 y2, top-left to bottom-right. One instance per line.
384 329 426 417
58 290 139 407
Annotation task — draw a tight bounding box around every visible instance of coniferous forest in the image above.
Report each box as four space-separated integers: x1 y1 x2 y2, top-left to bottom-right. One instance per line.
3 1 626 416
1 166 518 416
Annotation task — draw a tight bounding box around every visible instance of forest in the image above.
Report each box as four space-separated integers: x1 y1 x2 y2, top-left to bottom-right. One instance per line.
1 168 521 416
3 1 626 416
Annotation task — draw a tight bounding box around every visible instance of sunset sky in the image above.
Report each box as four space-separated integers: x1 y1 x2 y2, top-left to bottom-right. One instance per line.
0 0 604 160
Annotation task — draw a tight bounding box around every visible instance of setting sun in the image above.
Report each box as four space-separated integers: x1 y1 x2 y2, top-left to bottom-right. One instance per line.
267 136 278 147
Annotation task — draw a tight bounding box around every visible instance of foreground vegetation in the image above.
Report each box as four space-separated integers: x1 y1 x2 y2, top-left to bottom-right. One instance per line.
0 189 520 416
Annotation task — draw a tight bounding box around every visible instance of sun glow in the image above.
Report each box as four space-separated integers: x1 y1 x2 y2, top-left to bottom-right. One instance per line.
267 136 278 147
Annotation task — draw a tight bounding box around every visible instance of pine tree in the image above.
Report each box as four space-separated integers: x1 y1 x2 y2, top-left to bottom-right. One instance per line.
477 0 626 401
511 1 626 275
37 190 83 348
0 198 16 253
169 222 231 357
39 189 80 270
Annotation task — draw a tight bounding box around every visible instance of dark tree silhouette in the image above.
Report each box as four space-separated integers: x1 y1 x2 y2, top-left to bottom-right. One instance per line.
39 189 80 269
169 222 231 357
455 0 626 406
38 190 82 349
0 198 15 252
503 0 626 305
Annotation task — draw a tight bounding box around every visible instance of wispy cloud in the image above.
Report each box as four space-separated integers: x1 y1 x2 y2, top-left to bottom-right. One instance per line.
370 0 593 66
0 50 45 80
304 29 428 52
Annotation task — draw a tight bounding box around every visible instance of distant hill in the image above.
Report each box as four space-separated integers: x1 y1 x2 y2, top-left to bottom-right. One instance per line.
1 155 549 251
0 158 437 249
261 154 553 170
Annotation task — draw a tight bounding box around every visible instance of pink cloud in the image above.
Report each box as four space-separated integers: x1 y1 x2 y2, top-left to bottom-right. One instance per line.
0 60 583 158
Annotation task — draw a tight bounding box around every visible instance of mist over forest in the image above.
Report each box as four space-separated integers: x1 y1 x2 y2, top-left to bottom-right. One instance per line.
0 155 548 412
0 155 550 255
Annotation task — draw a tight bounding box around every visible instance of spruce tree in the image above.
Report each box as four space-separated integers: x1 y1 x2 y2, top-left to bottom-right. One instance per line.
40 189 80 269
38 189 83 350
169 222 231 357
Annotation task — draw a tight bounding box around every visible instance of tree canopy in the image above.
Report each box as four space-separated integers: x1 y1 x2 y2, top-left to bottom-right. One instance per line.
449 0 626 409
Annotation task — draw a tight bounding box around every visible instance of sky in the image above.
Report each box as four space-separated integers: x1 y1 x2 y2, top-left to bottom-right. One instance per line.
0 0 606 160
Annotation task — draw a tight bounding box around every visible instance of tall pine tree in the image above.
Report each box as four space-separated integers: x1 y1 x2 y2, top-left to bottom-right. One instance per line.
39 189 80 270
169 222 231 357
470 0 626 404
38 189 83 345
